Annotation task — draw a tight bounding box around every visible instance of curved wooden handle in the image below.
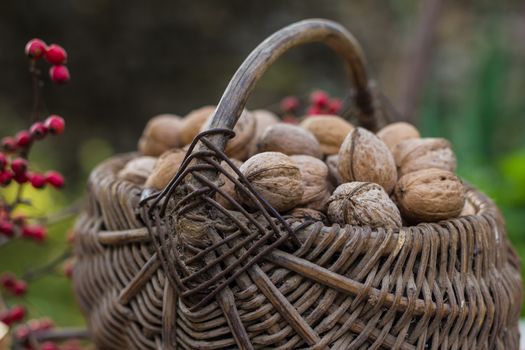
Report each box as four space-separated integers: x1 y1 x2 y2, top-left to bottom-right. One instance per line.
203 19 376 154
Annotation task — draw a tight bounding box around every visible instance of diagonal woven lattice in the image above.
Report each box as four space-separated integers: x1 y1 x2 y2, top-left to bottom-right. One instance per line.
139 129 300 311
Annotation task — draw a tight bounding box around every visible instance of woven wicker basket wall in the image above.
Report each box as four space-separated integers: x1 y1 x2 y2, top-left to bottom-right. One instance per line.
72 19 522 349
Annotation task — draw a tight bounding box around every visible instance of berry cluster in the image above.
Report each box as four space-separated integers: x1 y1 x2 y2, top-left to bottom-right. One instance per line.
0 273 27 296
280 90 343 123
0 305 25 326
1 38 71 345
25 39 70 84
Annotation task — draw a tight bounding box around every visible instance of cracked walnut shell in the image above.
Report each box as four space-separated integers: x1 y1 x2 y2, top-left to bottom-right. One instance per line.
338 127 397 193
327 182 402 229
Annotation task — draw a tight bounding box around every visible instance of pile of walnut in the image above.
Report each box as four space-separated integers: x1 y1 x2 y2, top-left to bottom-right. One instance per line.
120 106 471 228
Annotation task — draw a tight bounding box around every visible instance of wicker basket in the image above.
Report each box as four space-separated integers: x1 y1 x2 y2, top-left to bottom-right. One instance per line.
73 19 522 349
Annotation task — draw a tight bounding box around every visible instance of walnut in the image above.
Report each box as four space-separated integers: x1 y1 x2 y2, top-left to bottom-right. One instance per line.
145 149 186 190
338 127 397 193
257 124 322 159
290 155 331 211
376 122 420 152
394 168 465 223
138 114 183 156
300 115 354 155
117 156 157 185
393 138 456 177
236 152 303 212
325 154 343 187
327 182 402 229
216 159 243 210
248 109 279 157
287 207 328 224
179 105 215 145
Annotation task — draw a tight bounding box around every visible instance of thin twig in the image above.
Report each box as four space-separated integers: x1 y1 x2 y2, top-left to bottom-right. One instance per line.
33 328 90 342
35 199 84 226
22 250 71 282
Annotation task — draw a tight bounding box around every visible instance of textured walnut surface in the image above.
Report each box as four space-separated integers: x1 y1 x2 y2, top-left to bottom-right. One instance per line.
395 168 465 223
327 182 402 228
338 127 397 193
257 123 322 159
236 152 303 212
300 115 354 155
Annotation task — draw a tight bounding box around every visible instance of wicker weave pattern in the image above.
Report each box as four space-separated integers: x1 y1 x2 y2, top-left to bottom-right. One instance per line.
73 152 522 349
73 19 522 349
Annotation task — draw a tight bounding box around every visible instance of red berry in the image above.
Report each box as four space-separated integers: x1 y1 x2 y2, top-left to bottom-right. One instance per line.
29 122 48 140
45 171 64 188
0 152 7 170
0 220 14 236
0 272 16 288
12 280 27 296
327 98 342 114
15 130 32 148
29 172 47 189
12 215 26 227
15 325 30 339
8 305 26 323
41 341 60 350
0 171 12 186
44 115 65 135
310 90 329 108
22 225 47 241
45 44 67 65
49 65 70 84
37 318 55 330
64 261 73 279
11 158 28 175
280 96 300 113
13 172 28 184
0 310 11 324
25 39 47 59
306 106 322 116
1 137 17 152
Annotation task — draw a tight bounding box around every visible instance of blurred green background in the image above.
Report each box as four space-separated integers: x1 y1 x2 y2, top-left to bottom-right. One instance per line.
0 0 524 326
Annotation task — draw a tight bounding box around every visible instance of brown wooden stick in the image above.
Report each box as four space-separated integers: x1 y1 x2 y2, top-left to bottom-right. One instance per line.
266 249 451 317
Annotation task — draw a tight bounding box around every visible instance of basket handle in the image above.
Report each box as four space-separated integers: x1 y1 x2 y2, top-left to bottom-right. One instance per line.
202 18 377 155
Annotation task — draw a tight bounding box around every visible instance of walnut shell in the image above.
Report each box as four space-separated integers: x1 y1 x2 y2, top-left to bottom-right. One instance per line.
395 168 465 223
326 155 343 187
287 207 328 223
248 109 280 157
118 156 157 185
236 152 303 212
145 149 186 190
300 115 354 155
138 114 183 156
216 159 243 210
179 105 215 145
393 138 456 177
338 127 397 193
327 182 402 228
290 155 331 211
257 124 322 159
376 122 420 152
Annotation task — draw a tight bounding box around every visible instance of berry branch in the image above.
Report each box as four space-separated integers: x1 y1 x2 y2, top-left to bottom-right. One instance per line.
0 38 86 350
